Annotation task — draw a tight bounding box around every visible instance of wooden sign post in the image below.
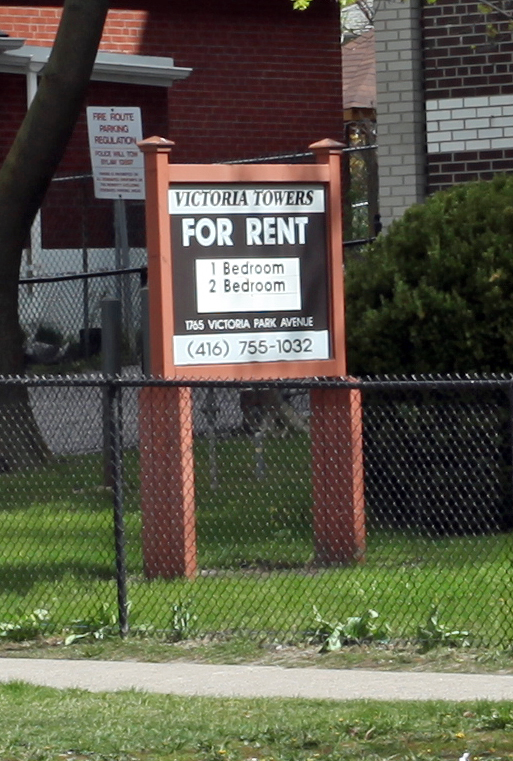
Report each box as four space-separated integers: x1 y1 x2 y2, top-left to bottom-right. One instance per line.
138 136 365 578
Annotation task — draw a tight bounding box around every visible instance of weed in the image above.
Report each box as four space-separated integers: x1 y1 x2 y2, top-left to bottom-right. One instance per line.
168 600 196 642
0 608 50 642
476 709 513 731
311 607 390 652
63 602 119 645
416 607 471 652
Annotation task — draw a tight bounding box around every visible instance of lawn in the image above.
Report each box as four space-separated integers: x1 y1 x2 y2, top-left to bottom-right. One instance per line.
0 431 511 646
1 681 513 761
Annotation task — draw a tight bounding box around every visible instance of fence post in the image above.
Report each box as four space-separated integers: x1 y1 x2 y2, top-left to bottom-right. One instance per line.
310 385 366 564
509 382 513 522
138 137 197 579
309 139 366 565
204 387 219 489
101 297 128 635
139 384 196 578
140 285 150 376
81 188 90 360
106 377 129 637
102 297 121 488
114 199 137 363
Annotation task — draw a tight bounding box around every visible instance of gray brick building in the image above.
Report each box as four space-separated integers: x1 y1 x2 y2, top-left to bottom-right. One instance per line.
374 0 513 228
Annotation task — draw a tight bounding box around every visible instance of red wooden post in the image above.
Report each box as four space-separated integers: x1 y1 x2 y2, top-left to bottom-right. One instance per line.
138 137 197 579
139 385 196 579
309 139 366 565
310 386 365 564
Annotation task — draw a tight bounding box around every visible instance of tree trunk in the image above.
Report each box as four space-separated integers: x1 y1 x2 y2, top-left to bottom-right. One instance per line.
0 0 109 469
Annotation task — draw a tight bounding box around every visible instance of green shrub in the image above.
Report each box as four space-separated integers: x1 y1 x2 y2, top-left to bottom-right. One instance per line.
345 174 513 375
345 177 513 533
362 385 513 534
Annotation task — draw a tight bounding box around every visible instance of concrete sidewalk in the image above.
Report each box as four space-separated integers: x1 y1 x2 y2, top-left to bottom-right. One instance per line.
1 658 513 701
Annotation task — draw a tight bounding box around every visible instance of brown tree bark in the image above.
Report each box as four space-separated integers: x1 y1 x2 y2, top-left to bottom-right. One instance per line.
0 0 109 470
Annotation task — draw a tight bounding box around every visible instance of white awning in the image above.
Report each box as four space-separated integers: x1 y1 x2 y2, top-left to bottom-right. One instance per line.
0 37 25 52
0 44 192 87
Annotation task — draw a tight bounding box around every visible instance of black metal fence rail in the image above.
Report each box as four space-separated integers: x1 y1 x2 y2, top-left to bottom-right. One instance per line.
19 266 147 286
0 373 511 648
219 144 378 164
4 372 513 390
20 267 147 366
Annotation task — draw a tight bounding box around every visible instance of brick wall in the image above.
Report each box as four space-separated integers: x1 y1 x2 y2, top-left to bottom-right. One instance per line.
374 0 426 229
0 0 343 169
139 0 344 163
0 74 26 162
428 148 513 190
423 0 513 192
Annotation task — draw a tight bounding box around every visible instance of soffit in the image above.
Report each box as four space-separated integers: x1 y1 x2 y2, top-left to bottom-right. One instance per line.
0 45 192 87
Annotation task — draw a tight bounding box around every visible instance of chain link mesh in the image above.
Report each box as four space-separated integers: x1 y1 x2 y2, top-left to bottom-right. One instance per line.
19 174 145 369
0 375 510 647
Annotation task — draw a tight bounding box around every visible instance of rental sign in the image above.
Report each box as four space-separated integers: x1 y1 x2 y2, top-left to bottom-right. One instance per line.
169 183 330 366
138 137 347 381
137 138 364 583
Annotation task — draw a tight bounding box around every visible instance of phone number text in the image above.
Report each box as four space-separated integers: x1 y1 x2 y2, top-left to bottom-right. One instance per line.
173 330 329 365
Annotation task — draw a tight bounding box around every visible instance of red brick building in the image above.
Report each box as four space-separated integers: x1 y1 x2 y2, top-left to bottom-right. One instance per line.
0 0 344 170
423 0 513 194
1 1 344 342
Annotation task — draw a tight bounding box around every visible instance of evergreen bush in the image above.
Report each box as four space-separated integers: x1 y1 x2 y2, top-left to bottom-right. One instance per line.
344 176 513 533
345 174 513 375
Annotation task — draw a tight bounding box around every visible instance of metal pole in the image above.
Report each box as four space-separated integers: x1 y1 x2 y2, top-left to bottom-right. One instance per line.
107 378 129 637
204 387 219 489
509 383 513 528
115 198 136 363
254 426 266 481
82 194 90 360
26 69 42 293
102 298 122 488
140 285 150 375
102 297 122 375
114 199 123 300
101 296 127 635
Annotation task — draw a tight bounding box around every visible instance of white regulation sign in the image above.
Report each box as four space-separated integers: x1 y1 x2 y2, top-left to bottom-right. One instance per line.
86 106 145 200
174 330 328 365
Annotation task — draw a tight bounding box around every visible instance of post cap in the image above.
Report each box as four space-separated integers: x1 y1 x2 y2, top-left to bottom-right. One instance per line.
309 138 345 155
138 136 175 153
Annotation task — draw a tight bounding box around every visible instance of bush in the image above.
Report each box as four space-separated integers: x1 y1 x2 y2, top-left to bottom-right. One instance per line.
362 385 513 534
345 174 513 375
345 176 513 534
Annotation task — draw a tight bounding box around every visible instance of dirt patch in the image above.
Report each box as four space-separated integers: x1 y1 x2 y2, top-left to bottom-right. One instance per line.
1 636 512 674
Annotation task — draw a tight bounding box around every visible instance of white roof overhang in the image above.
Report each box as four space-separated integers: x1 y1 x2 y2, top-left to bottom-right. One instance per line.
0 37 25 52
0 44 192 87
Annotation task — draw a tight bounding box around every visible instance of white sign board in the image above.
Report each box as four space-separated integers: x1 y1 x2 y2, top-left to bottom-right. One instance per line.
86 106 145 200
195 257 302 313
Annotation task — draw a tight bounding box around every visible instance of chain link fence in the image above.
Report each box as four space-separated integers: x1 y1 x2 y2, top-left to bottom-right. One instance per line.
0 374 511 647
19 173 146 369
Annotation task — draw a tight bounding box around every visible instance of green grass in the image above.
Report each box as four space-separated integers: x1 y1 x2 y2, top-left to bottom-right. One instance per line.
0 433 511 646
0 682 513 761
